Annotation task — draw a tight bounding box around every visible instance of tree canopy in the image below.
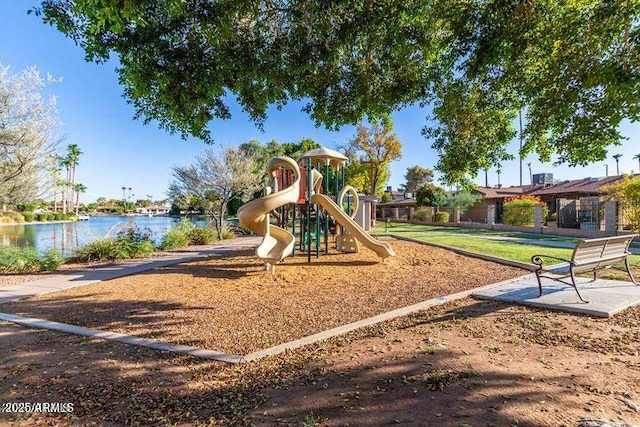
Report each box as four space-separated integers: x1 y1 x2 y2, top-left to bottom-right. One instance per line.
400 165 434 193
0 64 62 204
169 146 262 238
344 121 402 196
35 1 640 184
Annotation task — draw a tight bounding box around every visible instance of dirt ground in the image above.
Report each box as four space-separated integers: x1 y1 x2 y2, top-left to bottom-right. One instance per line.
0 238 639 426
1 239 522 355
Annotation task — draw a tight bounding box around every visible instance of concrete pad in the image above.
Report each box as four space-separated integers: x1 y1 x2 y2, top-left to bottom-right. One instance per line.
473 274 640 317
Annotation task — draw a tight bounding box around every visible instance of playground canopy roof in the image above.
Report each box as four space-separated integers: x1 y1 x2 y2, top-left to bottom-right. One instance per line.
298 147 348 167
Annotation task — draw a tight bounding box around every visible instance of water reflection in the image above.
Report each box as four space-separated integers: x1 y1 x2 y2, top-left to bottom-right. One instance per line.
0 216 182 256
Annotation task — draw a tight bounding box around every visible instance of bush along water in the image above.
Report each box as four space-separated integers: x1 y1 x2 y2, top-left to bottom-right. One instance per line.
76 222 155 262
0 246 65 273
159 220 218 250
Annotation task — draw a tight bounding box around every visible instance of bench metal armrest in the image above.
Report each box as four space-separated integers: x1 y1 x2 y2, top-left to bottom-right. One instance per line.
531 254 573 269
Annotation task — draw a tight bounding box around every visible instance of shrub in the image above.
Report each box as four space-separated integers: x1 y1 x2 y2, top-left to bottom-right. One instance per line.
54 212 64 221
77 224 155 261
16 204 35 212
36 212 48 222
3 211 25 223
501 195 547 226
0 246 40 272
188 225 215 245
22 212 35 222
76 238 122 261
38 249 65 271
434 211 450 223
0 217 13 224
221 227 237 240
413 208 431 222
159 221 193 250
114 223 155 258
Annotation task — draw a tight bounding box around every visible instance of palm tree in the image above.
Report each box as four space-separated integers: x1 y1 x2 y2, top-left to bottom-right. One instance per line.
48 154 62 212
65 144 83 213
527 162 532 185
633 153 640 174
613 153 623 175
497 166 502 187
74 183 87 216
59 157 72 215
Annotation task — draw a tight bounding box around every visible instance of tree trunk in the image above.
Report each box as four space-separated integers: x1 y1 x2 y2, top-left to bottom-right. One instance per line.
53 185 58 212
75 190 80 216
70 170 75 213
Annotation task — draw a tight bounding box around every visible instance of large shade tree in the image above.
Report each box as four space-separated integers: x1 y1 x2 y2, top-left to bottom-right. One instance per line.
34 1 640 185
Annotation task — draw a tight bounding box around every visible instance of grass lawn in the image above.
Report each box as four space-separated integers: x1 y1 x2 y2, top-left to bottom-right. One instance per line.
390 232 573 264
374 222 580 242
374 222 640 267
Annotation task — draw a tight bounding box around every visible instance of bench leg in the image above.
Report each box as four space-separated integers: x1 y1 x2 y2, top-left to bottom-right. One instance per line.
535 269 544 297
590 270 597 282
570 269 589 303
625 257 639 285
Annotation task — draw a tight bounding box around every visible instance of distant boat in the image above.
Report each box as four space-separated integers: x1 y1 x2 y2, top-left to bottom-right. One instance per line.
147 213 153 217
78 214 90 221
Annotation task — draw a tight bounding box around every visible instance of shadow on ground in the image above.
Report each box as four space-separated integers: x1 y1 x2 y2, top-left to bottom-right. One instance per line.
1 299 639 426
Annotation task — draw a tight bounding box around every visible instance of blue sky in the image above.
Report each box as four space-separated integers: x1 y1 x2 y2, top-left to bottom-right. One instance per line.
1 3 638 203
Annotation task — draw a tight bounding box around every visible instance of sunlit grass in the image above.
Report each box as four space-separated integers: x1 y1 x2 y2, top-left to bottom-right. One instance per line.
394 232 573 264
373 222 579 242
374 222 640 267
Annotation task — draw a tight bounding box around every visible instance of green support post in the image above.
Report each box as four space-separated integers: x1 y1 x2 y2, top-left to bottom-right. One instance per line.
324 162 329 254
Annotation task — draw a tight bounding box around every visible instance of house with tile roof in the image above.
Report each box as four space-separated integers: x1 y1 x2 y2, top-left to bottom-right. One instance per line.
528 175 632 229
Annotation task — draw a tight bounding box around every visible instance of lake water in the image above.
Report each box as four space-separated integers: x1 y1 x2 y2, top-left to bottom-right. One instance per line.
0 216 186 256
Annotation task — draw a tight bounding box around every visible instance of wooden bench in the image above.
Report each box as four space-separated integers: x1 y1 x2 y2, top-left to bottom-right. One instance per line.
531 234 639 303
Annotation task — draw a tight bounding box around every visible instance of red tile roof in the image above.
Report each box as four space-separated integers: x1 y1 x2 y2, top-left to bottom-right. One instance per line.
529 175 631 196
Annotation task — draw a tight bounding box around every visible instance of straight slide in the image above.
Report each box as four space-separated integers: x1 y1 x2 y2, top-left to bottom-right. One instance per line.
312 194 395 259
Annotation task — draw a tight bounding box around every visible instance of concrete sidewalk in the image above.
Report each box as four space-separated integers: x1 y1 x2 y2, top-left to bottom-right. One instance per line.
0 236 261 304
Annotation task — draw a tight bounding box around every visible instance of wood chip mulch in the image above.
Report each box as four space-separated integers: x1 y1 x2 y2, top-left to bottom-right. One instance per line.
0 239 525 355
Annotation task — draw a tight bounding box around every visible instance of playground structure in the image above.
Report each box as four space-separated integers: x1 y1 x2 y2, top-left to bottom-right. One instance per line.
238 147 395 272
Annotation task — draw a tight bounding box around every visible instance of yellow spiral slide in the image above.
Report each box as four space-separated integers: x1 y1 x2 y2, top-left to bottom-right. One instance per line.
237 157 300 273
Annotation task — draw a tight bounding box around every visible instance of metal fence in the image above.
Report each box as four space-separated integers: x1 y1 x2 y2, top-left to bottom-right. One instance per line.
618 203 640 231
460 206 488 223
557 202 602 230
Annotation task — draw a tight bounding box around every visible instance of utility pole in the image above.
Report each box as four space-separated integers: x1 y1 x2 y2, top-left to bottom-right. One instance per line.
518 109 523 186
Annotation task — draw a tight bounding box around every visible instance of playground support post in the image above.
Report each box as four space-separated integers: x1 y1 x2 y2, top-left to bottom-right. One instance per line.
307 158 312 263
324 162 329 254
316 161 321 258
340 165 346 237
292 203 296 256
